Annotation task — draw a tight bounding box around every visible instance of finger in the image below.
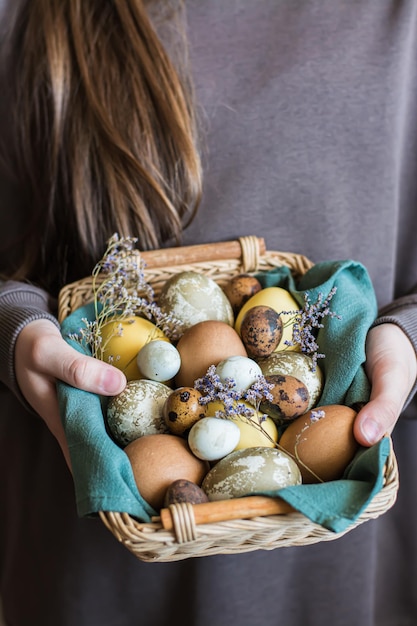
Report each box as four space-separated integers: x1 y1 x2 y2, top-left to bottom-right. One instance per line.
354 354 409 446
58 347 127 395
35 331 127 396
354 398 397 447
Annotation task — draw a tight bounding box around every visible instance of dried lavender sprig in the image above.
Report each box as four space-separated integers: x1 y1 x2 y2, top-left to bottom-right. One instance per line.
70 233 184 357
194 366 277 444
283 287 341 370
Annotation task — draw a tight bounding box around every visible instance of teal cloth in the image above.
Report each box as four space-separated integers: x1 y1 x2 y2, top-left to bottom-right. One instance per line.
257 259 378 407
58 259 389 532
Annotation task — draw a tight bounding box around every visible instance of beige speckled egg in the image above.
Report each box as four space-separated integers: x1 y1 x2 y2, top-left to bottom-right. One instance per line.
278 404 359 483
222 274 263 316
125 434 210 510
163 387 207 436
240 305 283 358
106 379 171 446
202 446 301 501
158 271 234 330
260 374 310 424
257 351 324 410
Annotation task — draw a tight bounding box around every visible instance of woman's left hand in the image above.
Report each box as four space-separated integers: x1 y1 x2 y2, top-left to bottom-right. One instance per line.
354 323 417 446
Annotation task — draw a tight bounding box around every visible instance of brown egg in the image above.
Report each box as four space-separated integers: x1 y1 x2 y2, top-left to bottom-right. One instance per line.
240 305 283 358
222 274 263 315
260 374 310 424
163 479 209 507
175 320 248 388
163 387 207 436
278 404 359 483
124 434 209 511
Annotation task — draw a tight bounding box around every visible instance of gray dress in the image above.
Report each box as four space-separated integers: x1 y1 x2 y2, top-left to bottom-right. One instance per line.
1 1 417 625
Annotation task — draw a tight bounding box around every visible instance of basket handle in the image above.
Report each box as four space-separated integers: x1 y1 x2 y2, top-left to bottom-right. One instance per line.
139 235 266 273
155 496 295 543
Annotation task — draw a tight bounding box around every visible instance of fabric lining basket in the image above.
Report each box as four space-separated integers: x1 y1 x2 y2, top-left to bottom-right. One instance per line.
57 235 399 563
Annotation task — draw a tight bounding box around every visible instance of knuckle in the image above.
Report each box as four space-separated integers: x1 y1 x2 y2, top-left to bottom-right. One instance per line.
27 333 55 367
63 356 92 389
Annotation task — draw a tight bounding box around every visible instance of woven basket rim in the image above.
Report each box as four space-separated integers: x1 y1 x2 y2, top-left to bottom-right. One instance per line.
58 235 399 562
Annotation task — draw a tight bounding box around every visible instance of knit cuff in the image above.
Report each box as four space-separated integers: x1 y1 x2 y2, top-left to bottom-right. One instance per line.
0 282 60 407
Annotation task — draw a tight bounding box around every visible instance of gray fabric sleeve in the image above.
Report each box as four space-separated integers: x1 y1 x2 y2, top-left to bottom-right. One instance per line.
0 280 61 404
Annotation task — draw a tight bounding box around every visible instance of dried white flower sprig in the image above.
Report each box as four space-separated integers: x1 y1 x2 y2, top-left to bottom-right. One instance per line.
69 233 185 358
283 287 341 370
194 364 274 420
194 365 279 445
194 365 326 482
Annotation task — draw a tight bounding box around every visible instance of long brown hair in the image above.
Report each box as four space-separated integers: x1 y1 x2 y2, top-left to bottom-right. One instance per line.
2 0 202 293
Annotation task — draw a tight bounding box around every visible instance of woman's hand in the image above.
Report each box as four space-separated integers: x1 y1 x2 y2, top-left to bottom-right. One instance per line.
354 323 417 446
14 319 127 469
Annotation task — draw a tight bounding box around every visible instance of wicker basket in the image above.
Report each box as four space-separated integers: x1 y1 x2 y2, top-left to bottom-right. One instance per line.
58 235 399 562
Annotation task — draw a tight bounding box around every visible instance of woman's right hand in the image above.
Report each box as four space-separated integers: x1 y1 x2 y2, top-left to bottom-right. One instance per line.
14 318 127 470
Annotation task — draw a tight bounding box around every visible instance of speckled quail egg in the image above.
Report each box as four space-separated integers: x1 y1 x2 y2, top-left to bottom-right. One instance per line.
235 287 301 352
240 305 283 358
260 374 310 424
163 387 207 435
257 351 323 410
222 274 263 316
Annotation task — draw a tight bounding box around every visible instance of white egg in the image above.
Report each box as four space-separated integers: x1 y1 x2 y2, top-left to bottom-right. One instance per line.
188 417 241 461
136 340 181 383
215 355 263 392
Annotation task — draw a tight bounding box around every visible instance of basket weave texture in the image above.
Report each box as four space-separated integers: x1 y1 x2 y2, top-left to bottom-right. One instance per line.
58 236 399 562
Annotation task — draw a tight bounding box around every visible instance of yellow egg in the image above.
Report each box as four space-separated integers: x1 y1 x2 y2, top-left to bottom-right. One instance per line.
206 401 278 449
234 287 301 352
99 316 169 381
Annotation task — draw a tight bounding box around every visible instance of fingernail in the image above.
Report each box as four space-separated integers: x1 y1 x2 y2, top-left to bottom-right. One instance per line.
361 418 382 445
100 369 125 395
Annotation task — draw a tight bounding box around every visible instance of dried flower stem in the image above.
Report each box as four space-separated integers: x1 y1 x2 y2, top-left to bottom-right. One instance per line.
194 365 326 482
69 233 184 360
282 287 341 370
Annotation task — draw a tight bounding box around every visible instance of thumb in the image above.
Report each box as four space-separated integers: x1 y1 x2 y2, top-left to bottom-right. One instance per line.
354 324 416 446
50 339 127 396
24 319 127 395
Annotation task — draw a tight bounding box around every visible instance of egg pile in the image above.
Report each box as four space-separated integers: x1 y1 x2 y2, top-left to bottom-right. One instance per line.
102 270 359 512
